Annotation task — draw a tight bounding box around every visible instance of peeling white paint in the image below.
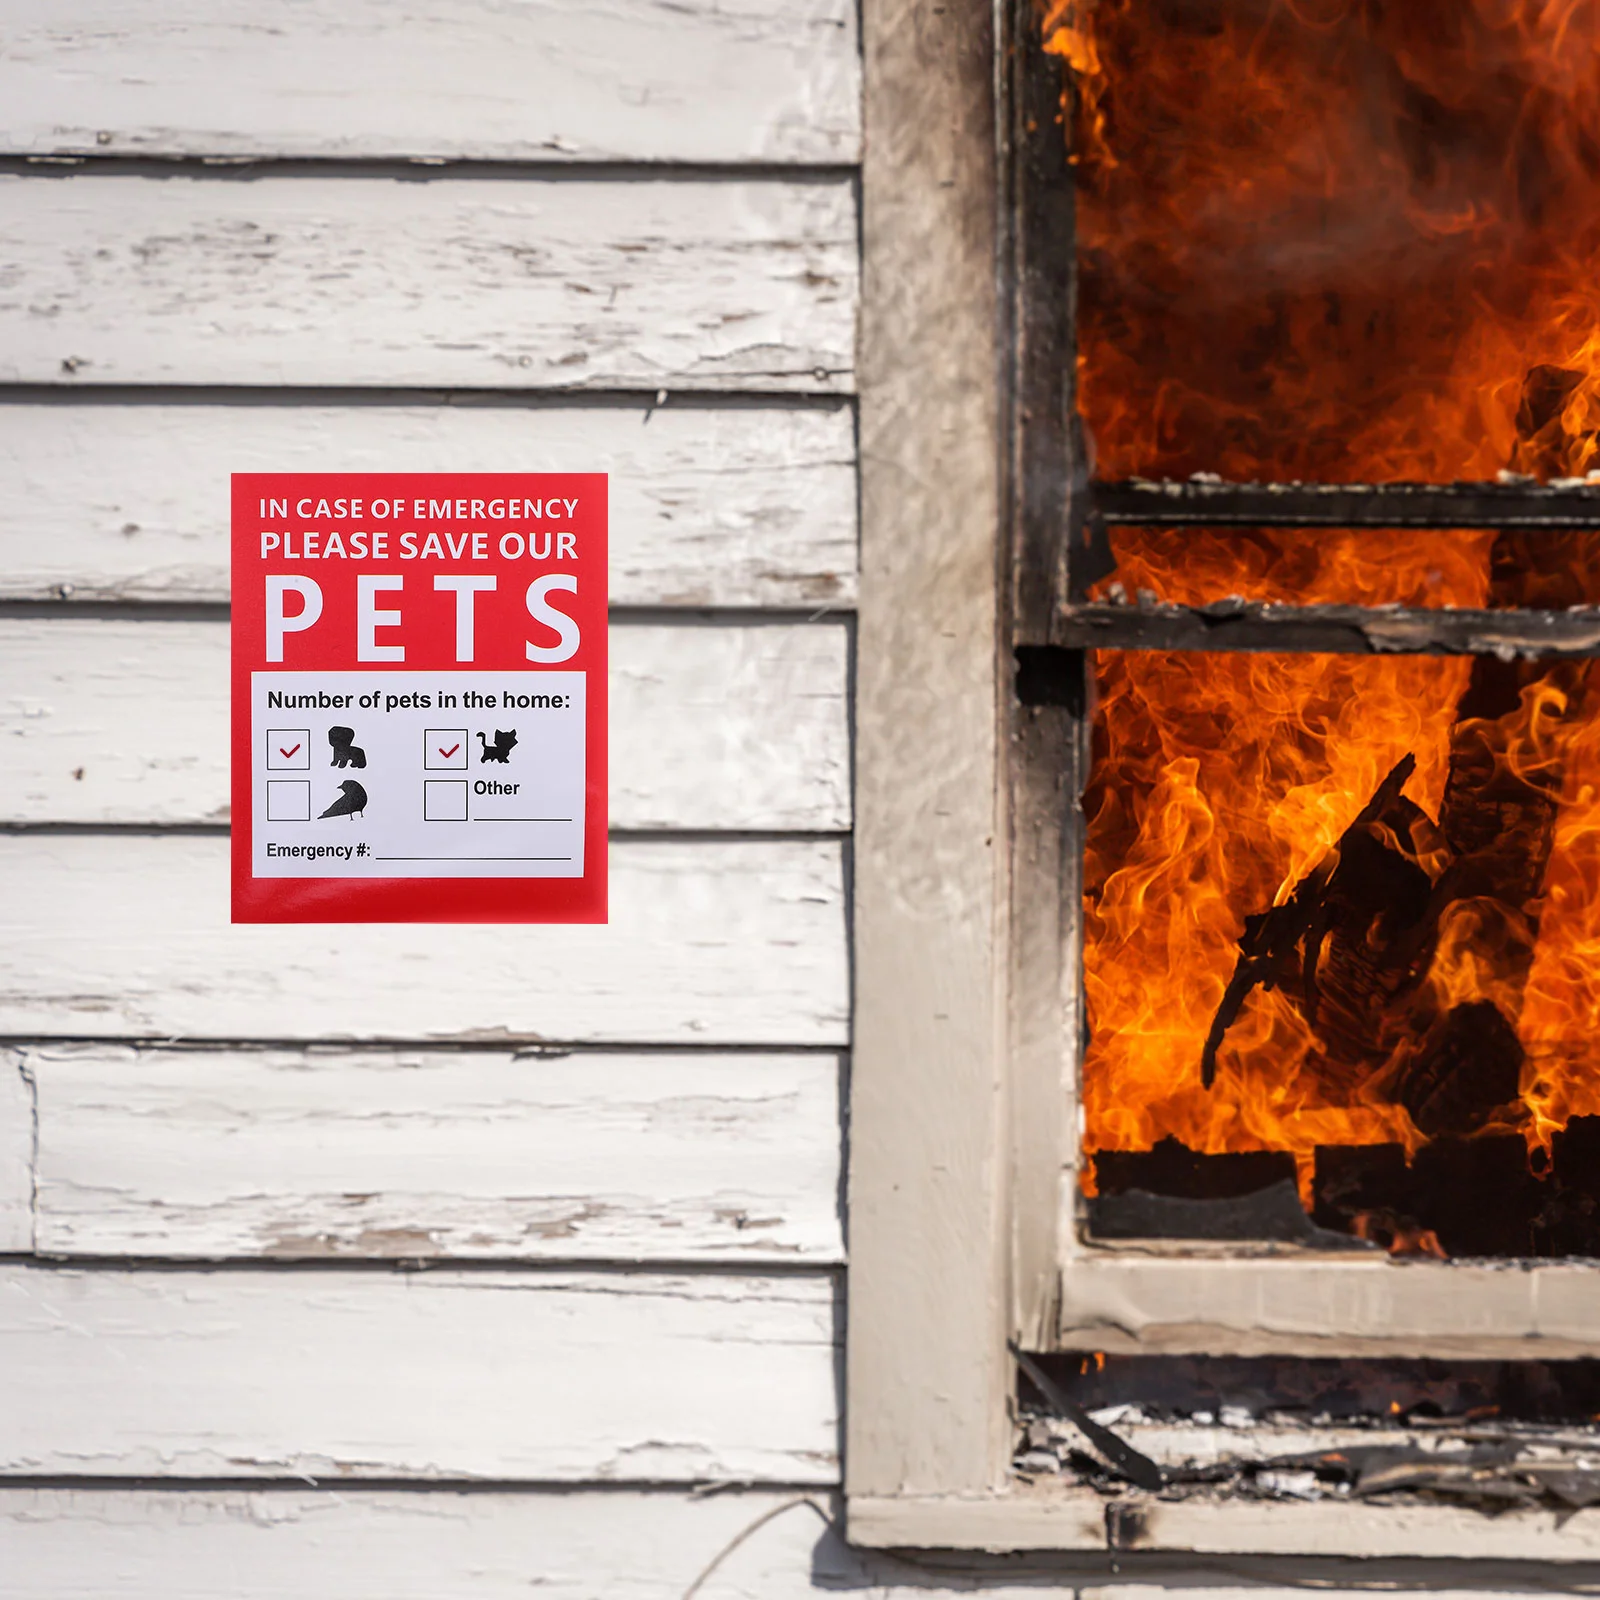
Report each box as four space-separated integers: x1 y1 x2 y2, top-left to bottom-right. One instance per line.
0 401 858 608
0 1265 840 1482
0 619 851 830
27 1044 844 1263
0 173 858 391
0 0 860 164
0 834 849 1044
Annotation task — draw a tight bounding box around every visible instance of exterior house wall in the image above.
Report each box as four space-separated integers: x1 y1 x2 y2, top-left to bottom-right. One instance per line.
0 4 1588 1595
0 6 859 1589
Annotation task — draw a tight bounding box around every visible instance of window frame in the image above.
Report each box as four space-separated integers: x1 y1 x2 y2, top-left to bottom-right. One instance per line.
847 0 1600 1557
847 0 1090 1545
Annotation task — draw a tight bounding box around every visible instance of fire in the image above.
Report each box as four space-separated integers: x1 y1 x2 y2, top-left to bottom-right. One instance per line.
1047 0 1600 486
1084 651 1473 1181
1053 0 1600 1224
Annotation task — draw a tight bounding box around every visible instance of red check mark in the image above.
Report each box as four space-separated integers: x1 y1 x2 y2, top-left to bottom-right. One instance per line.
439 743 460 759
279 743 301 759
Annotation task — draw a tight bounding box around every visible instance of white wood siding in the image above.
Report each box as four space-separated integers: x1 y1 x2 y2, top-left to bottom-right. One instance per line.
2 1492 1587 1597
0 0 860 164
1 618 851 830
0 1055 30 1252
0 1489 1070 1600
0 1264 838 1481
0 172 856 390
0 400 857 607
0 834 848 1044
0 1 869 1590
24 1043 844 1263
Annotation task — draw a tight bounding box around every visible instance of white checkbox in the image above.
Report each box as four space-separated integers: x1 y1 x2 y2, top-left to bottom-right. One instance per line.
424 728 469 770
423 779 469 822
266 729 311 771
265 780 312 822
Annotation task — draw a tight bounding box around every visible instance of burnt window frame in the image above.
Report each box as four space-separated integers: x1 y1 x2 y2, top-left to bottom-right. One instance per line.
1022 17 1600 1284
844 0 1600 1558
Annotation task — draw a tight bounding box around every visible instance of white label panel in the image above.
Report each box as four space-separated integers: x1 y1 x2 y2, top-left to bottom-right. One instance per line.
250 671 585 878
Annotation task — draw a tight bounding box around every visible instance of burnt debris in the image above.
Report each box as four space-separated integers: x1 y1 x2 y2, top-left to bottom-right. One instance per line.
1052 597 1600 656
1313 1122 1600 1258
1091 1119 1600 1257
1013 1351 1600 1512
1095 1137 1296 1199
1012 1344 1165 1491
1093 476 1600 531
1088 1138 1357 1245
1198 753 1428 1091
1176 453 1600 1257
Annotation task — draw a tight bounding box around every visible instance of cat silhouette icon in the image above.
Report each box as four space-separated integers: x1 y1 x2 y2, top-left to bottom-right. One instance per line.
477 729 518 764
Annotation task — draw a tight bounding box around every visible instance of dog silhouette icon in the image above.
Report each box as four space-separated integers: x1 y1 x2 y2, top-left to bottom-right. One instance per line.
328 726 367 768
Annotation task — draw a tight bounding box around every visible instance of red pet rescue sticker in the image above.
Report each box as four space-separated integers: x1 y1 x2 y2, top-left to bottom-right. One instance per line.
231 473 607 924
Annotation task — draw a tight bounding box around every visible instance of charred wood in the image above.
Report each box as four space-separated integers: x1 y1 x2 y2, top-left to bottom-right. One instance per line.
1200 475 1589 1134
1032 1349 1600 1424
1404 1136 1542 1257
1310 1142 1414 1240
1089 1176 1366 1246
1201 755 1429 1087
1011 1344 1166 1492
1298 801 1436 1073
1092 476 1600 530
1017 1349 1600 1508
1312 1136 1546 1257
1386 1000 1524 1138
1552 1114 1600 1202
1308 1119 1600 1256
1050 599 1600 655
1400 435 1598 1132
1530 1115 1600 1255
1094 1136 1296 1200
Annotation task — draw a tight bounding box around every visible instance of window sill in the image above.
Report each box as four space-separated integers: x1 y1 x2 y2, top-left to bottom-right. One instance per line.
848 1485 1600 1558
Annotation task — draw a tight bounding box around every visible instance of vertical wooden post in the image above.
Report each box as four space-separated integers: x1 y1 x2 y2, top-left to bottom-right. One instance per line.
849 0 1011 1505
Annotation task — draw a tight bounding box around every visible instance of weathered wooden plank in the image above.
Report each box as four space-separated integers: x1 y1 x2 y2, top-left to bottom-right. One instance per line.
0 1050 31 1251
0 173 856 391
1 1488 1580 1595
1057 1254 1600 1360
0 400 857 607
0 1264 838 1481
28 1043 843 1262
1117 1501 1600 1560
855 1490 1600 1560
0 1488 1053 1600
1098 1588 1592 1599
1053 599 1600 657
1056 1248 1600 1363
0 835 848 1045
0 618 851 830
848 0 1010 1513
0 0 860 165
1096 474 1600 528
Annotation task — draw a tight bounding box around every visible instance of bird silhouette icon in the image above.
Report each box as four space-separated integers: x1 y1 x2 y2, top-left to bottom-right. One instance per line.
320 780 368 819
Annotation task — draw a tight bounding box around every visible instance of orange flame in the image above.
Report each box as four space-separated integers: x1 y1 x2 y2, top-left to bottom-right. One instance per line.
1067 0 1600 485
1062 0 1600 1212
1354 1213 1450 1259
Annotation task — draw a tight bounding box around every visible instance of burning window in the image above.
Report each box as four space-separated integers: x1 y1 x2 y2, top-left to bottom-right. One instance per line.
1045 0 1600 1259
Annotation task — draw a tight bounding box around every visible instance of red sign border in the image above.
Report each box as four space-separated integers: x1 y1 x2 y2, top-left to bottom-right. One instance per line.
230 472 608 924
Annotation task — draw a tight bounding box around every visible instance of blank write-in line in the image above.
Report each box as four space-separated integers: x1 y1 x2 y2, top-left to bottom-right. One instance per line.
473 816 573 823
375 856 574 862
